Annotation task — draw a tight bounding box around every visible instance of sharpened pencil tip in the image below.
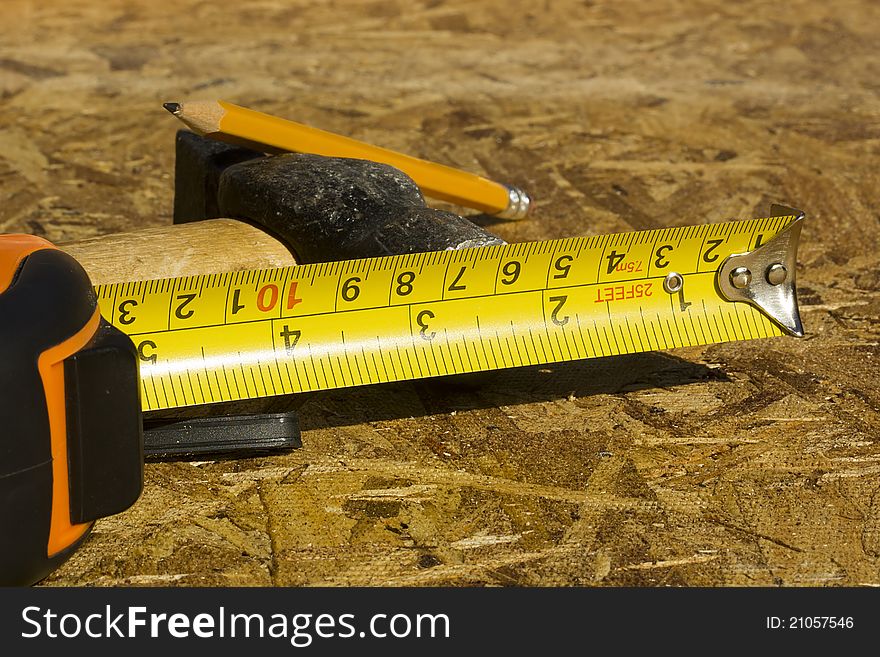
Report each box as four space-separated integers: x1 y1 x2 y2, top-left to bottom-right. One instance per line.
163 102 181 114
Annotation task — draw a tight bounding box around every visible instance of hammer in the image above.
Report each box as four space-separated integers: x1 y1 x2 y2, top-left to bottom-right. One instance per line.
65 131 505 283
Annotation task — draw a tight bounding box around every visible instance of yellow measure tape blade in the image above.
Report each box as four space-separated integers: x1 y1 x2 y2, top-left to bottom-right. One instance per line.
95 214 800 411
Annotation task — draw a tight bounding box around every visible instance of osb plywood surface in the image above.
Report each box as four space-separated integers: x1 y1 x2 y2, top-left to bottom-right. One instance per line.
2 0 879 586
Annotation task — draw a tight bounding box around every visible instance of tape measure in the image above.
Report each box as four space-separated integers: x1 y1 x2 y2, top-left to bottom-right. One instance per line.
95 208 804 412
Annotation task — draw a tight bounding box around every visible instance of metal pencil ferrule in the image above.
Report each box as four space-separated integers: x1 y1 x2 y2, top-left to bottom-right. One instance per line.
496 185 531 220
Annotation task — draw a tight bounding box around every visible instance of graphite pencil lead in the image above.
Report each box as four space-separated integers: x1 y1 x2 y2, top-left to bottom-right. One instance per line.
163 102 181 114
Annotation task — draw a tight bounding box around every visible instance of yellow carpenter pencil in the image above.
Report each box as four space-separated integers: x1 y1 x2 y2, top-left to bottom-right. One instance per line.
164 100 530 219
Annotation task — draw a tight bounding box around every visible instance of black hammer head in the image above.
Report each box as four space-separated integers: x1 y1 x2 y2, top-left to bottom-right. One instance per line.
172 131 504 263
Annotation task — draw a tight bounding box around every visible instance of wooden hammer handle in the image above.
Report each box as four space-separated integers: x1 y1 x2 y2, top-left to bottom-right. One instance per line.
60 219 299 286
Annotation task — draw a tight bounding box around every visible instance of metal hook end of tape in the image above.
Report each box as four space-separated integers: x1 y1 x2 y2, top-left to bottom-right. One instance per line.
716 207 805 337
